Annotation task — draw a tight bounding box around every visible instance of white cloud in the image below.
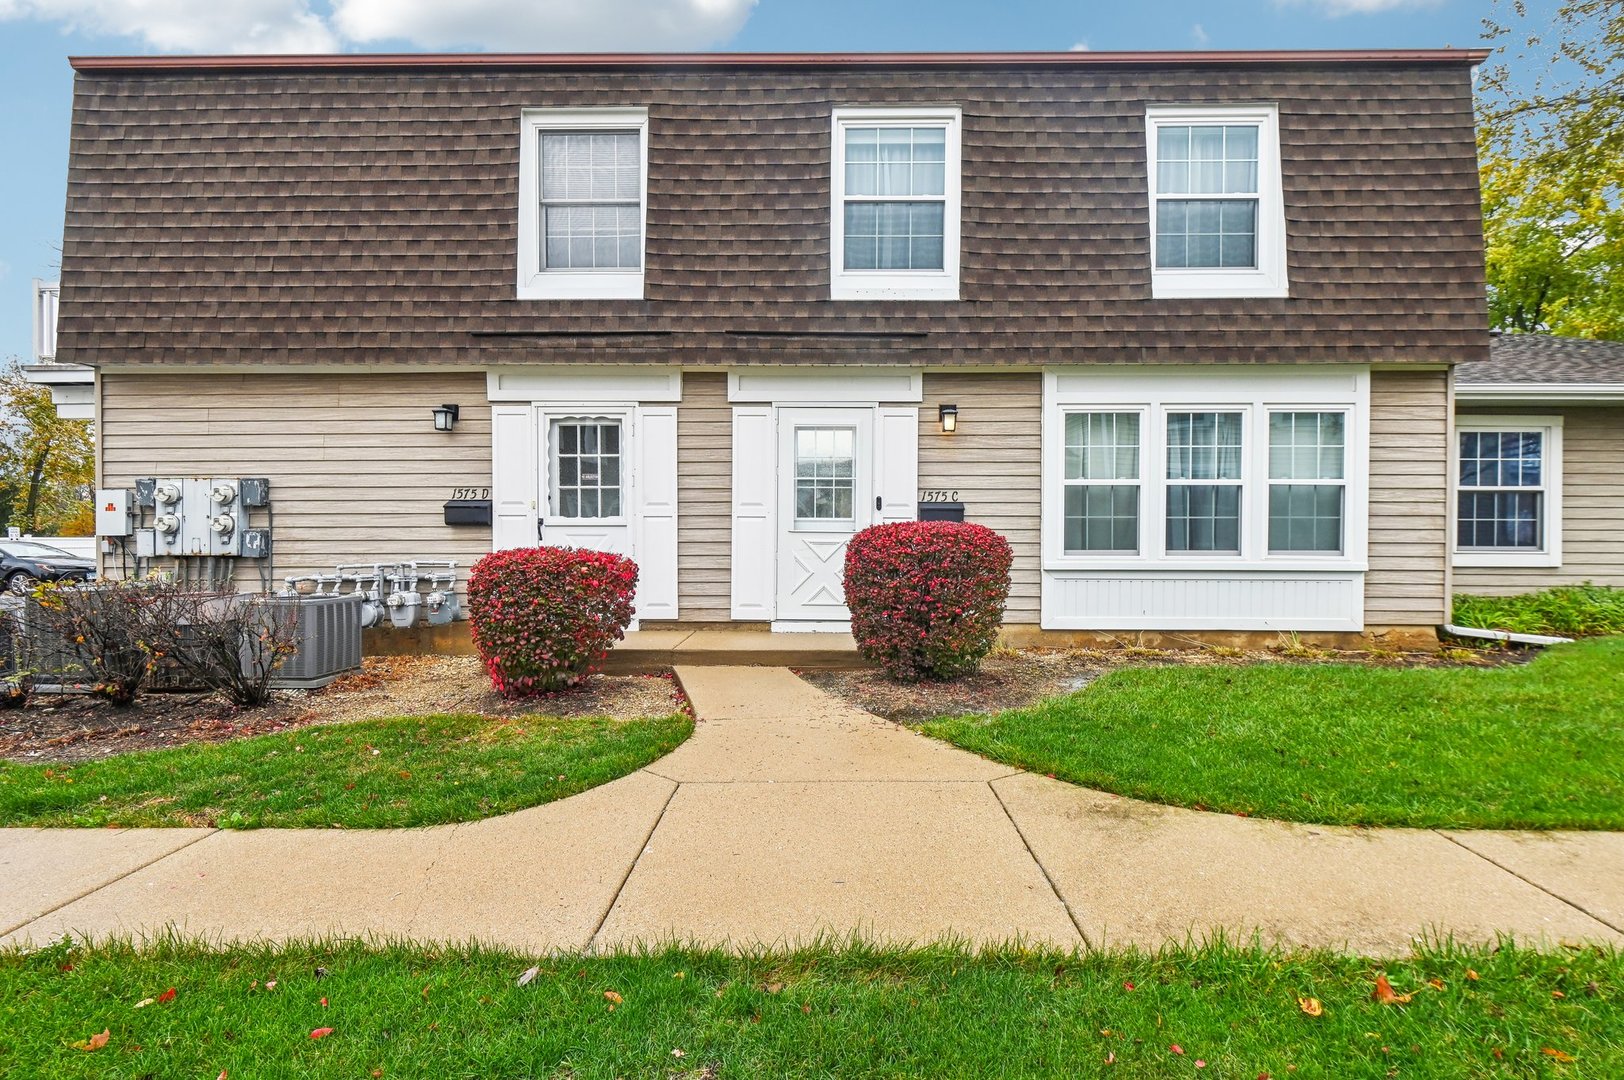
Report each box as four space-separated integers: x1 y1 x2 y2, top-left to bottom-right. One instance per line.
332 0 756 51
1069 39 1090 51
0 0 339 52
1190 23 1209 45
1278 0 1442 16
0 0 758 53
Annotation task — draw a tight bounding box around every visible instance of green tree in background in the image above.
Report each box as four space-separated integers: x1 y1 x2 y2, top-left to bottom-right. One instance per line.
0 358 94 536
1479 0 1624 339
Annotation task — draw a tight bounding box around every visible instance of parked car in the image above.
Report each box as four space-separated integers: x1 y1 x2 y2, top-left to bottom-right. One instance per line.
0 540 97 594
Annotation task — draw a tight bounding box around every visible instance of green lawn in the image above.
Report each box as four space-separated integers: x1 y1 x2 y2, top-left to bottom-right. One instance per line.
0 713 692 829
3 938 1618 1078
925 637 1624 830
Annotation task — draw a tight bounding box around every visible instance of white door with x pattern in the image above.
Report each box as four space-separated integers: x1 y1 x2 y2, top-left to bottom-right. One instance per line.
775 407 876 623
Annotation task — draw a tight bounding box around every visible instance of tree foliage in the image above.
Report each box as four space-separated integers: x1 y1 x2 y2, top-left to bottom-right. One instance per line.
1478 0 1624 338
0 358 94 536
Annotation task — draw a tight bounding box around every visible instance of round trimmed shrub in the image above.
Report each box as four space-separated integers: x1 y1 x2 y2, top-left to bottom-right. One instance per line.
467 546 638 696
843 521 1013 682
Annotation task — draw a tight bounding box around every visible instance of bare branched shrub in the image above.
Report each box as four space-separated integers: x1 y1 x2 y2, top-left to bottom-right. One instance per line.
26 578 164 706
136 589 300 707
26 580 299 708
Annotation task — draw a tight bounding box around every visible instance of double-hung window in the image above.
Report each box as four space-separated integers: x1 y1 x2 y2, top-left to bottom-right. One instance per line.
1268 412 1346 553
518 108 649 300
1454 418 1563 567
1062 412 1142 553
1146 104 1287 299
830 107 961 300
1165 412 1245 553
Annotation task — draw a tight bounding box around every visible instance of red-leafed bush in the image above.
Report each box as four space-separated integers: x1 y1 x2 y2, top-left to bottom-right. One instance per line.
467 546 638 696
843 521 1013 682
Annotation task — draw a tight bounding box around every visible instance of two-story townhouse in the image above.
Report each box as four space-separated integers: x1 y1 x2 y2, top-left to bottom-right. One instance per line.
52 49 1489 642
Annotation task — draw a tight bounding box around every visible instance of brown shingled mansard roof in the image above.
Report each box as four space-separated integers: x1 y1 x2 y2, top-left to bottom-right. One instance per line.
56 49 1492 370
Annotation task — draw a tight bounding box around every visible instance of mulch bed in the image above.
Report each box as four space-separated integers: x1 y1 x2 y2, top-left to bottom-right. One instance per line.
800 643 1524 723
0 656 685 764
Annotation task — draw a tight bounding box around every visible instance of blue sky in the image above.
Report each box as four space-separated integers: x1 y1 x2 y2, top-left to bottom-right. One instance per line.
0 0 1518 361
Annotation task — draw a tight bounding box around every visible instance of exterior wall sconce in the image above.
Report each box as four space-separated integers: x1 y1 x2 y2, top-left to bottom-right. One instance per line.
432 404 460 432
938 403 958 433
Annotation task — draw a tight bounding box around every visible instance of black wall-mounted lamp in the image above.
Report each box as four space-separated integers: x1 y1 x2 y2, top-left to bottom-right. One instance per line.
938 403 958 434
432 403 461 432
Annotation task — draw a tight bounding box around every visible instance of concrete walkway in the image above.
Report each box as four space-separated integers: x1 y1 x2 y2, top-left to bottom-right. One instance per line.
4 667 1621 956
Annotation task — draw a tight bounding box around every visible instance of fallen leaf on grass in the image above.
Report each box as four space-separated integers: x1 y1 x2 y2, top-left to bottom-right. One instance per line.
320 997 328 1007
1551 989 1566 999
1542 1047 1576 1063
1427 978 1445 991
517 966 540 987
156 987 176 1004
1170 1044 1185 1055
1123 981 1135 992
671 1049 686 1058
1465 969 1480 981
1371 974 1413 1005
1297 997 1323 1017
604 990 623 1005
1104 1051 1116 1065
134 997 156 1009
218 1071 228 1080
72 1029 110 1052
265 980 277 992
310 1027 334 1040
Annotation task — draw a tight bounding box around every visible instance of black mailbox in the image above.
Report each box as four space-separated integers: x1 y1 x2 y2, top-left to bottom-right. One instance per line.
917 501 965 523
443 499 493 526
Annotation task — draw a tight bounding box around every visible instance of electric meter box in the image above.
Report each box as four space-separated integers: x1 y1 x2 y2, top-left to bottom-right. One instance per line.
95 489 134 536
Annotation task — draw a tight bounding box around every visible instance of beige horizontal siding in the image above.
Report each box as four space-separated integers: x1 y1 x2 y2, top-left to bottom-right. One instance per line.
1365 369 1450 626
675 371 733 622
99 371 493 591
1454 405 1624 594
919 372 1042 623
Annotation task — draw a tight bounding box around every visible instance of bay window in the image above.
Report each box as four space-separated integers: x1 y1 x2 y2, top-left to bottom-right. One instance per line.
1044 369 1367 571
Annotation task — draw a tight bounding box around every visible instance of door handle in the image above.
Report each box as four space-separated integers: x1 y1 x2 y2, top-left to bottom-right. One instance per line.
875 496 883 511
536 518 545 542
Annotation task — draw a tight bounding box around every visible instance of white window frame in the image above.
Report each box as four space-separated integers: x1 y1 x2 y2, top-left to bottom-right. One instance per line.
1265 409 1351 556
1452 415 1563 569
518 107 649 301
1146 104 1287 300
1042 368 1368 573
1060 408 1148 556
830 106 962 301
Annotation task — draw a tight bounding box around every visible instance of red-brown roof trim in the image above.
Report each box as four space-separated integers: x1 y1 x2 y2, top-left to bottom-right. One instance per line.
69 48 1490 73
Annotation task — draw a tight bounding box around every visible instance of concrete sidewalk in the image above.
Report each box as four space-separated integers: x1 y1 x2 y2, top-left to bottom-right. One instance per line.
4 666 1621 955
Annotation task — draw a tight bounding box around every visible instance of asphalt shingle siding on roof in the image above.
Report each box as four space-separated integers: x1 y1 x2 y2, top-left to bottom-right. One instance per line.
56 62 1488 368
1461 334 1624 384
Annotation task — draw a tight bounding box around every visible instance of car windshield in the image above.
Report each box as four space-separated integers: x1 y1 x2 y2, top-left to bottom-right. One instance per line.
0 542 79 559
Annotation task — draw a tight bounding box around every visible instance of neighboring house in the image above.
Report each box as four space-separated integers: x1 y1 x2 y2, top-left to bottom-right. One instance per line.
39 49 1492 641
25 279 94 420
1453 334 1624 594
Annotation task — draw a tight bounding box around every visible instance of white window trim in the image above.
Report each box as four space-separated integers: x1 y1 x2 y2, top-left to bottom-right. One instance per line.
1452 415 1563 569
517 107 649 300
1146 103 1288 300
547 414 630 526
1042 368 1369 573
830 106 962 301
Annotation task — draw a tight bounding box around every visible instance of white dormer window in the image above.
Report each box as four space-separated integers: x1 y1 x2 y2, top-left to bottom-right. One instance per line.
518 108 649 300
1146 104 1287 299
830 107 961 301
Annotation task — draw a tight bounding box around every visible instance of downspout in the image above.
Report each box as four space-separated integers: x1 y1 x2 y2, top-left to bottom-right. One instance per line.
1439 623 1574 646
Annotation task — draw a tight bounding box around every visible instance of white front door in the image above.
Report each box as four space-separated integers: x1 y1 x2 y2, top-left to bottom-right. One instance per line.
775 408 876 623
539 409 634 560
